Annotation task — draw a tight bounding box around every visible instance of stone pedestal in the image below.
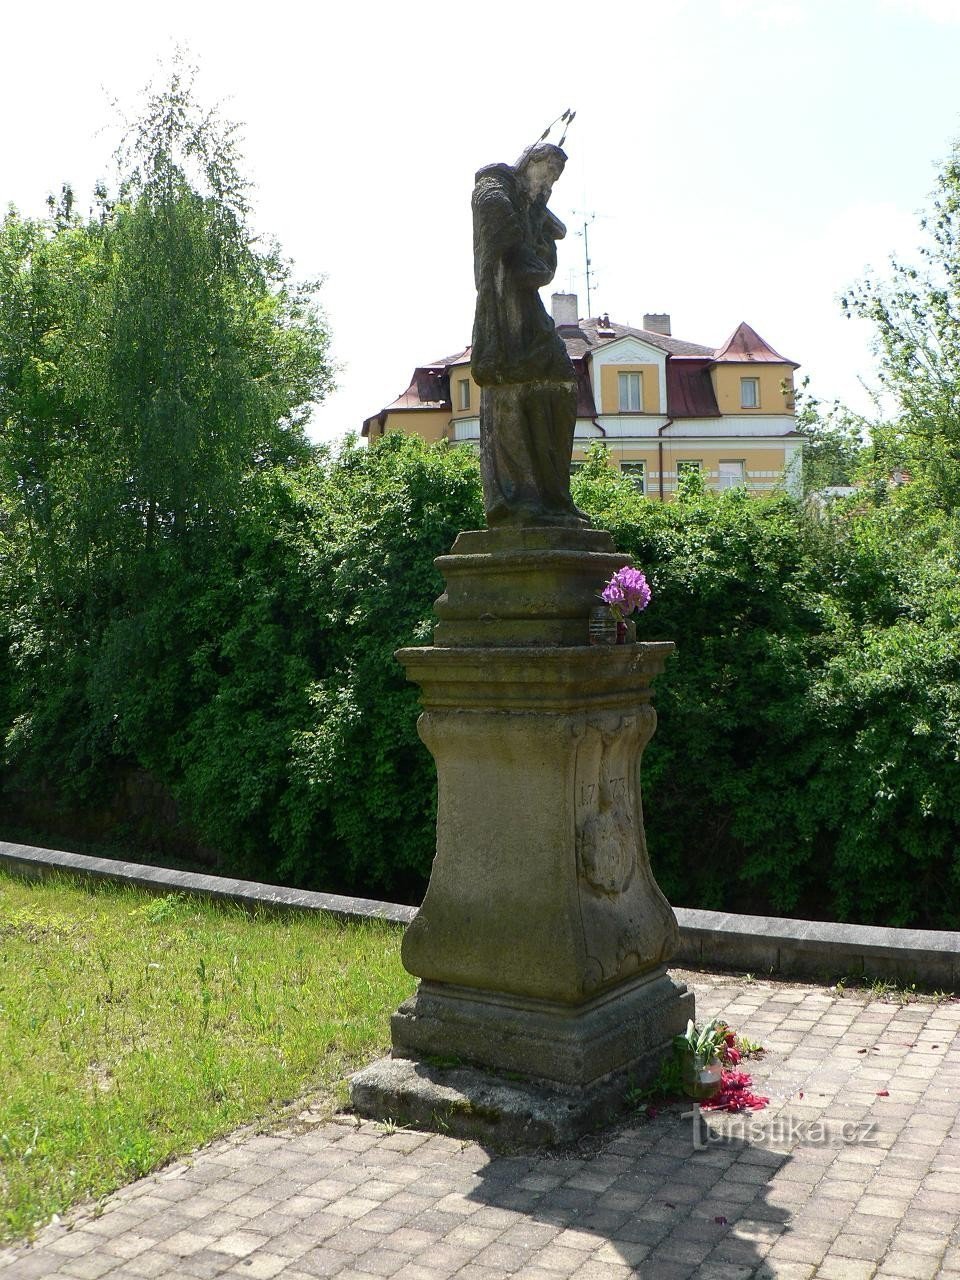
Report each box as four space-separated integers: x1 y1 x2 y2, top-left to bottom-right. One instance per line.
349 529 693 1143
433 526 626 647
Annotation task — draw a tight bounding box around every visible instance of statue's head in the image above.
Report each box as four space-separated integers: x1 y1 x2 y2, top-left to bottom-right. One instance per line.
514 142 567 200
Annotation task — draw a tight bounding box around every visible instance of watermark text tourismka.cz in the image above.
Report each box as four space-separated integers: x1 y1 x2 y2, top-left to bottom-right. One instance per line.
684 1110 881 1151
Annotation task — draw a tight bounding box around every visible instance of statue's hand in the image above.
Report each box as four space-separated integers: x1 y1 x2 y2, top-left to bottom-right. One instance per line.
508 246 554 288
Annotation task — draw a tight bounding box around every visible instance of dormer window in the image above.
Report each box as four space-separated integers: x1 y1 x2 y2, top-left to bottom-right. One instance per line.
740 377 760 409
458 378 471 411
618 372 643 412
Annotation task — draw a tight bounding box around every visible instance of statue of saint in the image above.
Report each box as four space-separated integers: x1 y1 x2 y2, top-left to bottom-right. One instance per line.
471 142 588 528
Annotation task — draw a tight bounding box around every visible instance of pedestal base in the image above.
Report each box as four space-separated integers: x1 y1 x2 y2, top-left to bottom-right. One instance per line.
392 968 692 1087
349 968 692 1146
350 969 692 1146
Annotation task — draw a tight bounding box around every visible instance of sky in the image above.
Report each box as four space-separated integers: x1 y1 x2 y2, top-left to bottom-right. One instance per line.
4 0 960 443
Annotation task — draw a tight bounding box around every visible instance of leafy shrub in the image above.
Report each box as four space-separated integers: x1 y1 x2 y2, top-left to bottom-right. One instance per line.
575 444 960 928
1 435 481 901
4 430 960 927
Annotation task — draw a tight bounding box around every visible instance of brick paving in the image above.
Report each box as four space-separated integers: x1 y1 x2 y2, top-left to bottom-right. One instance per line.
2 971 958 1279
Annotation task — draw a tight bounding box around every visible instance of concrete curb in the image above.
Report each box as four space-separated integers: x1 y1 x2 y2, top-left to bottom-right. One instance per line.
673 906 959 989
1 840 957 988
0 841 416 927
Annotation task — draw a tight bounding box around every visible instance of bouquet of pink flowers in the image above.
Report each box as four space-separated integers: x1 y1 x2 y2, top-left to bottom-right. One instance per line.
600 566 652 621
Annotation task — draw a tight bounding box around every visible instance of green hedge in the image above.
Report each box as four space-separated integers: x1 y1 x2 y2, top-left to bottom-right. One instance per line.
2 435 959 927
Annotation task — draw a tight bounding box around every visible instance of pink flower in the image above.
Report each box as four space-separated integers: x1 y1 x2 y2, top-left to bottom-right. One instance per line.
600 566 652 621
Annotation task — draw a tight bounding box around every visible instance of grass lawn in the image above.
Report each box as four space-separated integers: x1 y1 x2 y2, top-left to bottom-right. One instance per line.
0 870 415 1241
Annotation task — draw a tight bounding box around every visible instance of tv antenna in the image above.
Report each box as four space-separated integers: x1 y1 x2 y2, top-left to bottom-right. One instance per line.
573 211 597 317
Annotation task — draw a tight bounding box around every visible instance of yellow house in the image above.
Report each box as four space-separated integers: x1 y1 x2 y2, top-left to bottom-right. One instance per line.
362 294 801 498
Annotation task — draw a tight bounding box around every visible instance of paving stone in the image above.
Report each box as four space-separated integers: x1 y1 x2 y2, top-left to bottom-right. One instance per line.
325 1195 384 1220
767 1236 832 1265
51 1252 121 1279
816 1259 878 1279
101 1233 160 1260
101 1252 173 1278
294 1249 359 1277
693 1265 756 1280
214 1229 271 1258
160 1228 220 1257
831 1233 891 1263
533 1243 594 1274
876 1254 943 1279
893 1231 949 1256
162 1249 239 1279
648 1235 716 1266
567 1261 635 1279
352 1247 415 1276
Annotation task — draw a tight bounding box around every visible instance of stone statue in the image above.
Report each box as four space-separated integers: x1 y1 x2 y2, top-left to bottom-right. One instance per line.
471 141 588 528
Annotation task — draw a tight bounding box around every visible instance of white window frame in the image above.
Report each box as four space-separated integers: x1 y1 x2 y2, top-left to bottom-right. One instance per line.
740 377 760 409
718 459 746 490
457 377 471 411
620 461 646 494
676 459 702 478
618 371 643 413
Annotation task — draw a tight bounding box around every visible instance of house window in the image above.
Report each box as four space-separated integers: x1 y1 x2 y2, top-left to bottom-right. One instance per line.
718 460 746 490
621 461 646 494
618 371 643 412
740 377 760 408
457 378 471 411
676 460 702 478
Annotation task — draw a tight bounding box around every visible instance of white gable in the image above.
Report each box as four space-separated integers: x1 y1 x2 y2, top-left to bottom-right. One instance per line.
589 336 668 415
591 335 666 365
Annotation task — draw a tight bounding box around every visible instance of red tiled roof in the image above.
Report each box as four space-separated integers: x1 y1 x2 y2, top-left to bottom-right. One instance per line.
425 346 471 368
363 316 797 431
573 359 597 417
578 317 715 358
713 321 798 367
666 358 721 418
361 368 450 436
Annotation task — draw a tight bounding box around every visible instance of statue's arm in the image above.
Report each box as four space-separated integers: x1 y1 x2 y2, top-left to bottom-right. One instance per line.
474 181 524 259
544 209 567 241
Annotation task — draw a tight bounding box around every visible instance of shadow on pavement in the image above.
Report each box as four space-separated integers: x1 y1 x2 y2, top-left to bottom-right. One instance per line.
464 1104 793 1277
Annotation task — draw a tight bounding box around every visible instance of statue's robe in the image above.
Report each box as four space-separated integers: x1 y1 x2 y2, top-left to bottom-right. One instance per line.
470 163 584 526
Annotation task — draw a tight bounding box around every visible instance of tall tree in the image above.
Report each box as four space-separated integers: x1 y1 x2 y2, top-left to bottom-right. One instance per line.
843 139 960 508
792 380 867 496
0 59 334 801
0 59 333 586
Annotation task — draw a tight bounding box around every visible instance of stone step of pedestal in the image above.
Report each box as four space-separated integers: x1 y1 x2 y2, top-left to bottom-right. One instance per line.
432 525 635 647
391 970 693 1089
349 1043 683 1148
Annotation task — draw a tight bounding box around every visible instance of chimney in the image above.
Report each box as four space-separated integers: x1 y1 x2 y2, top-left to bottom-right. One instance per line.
643 313 671 336
551 292 579 327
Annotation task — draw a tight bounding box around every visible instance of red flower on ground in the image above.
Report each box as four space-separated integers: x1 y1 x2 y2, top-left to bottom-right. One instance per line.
700 1069 769 1113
